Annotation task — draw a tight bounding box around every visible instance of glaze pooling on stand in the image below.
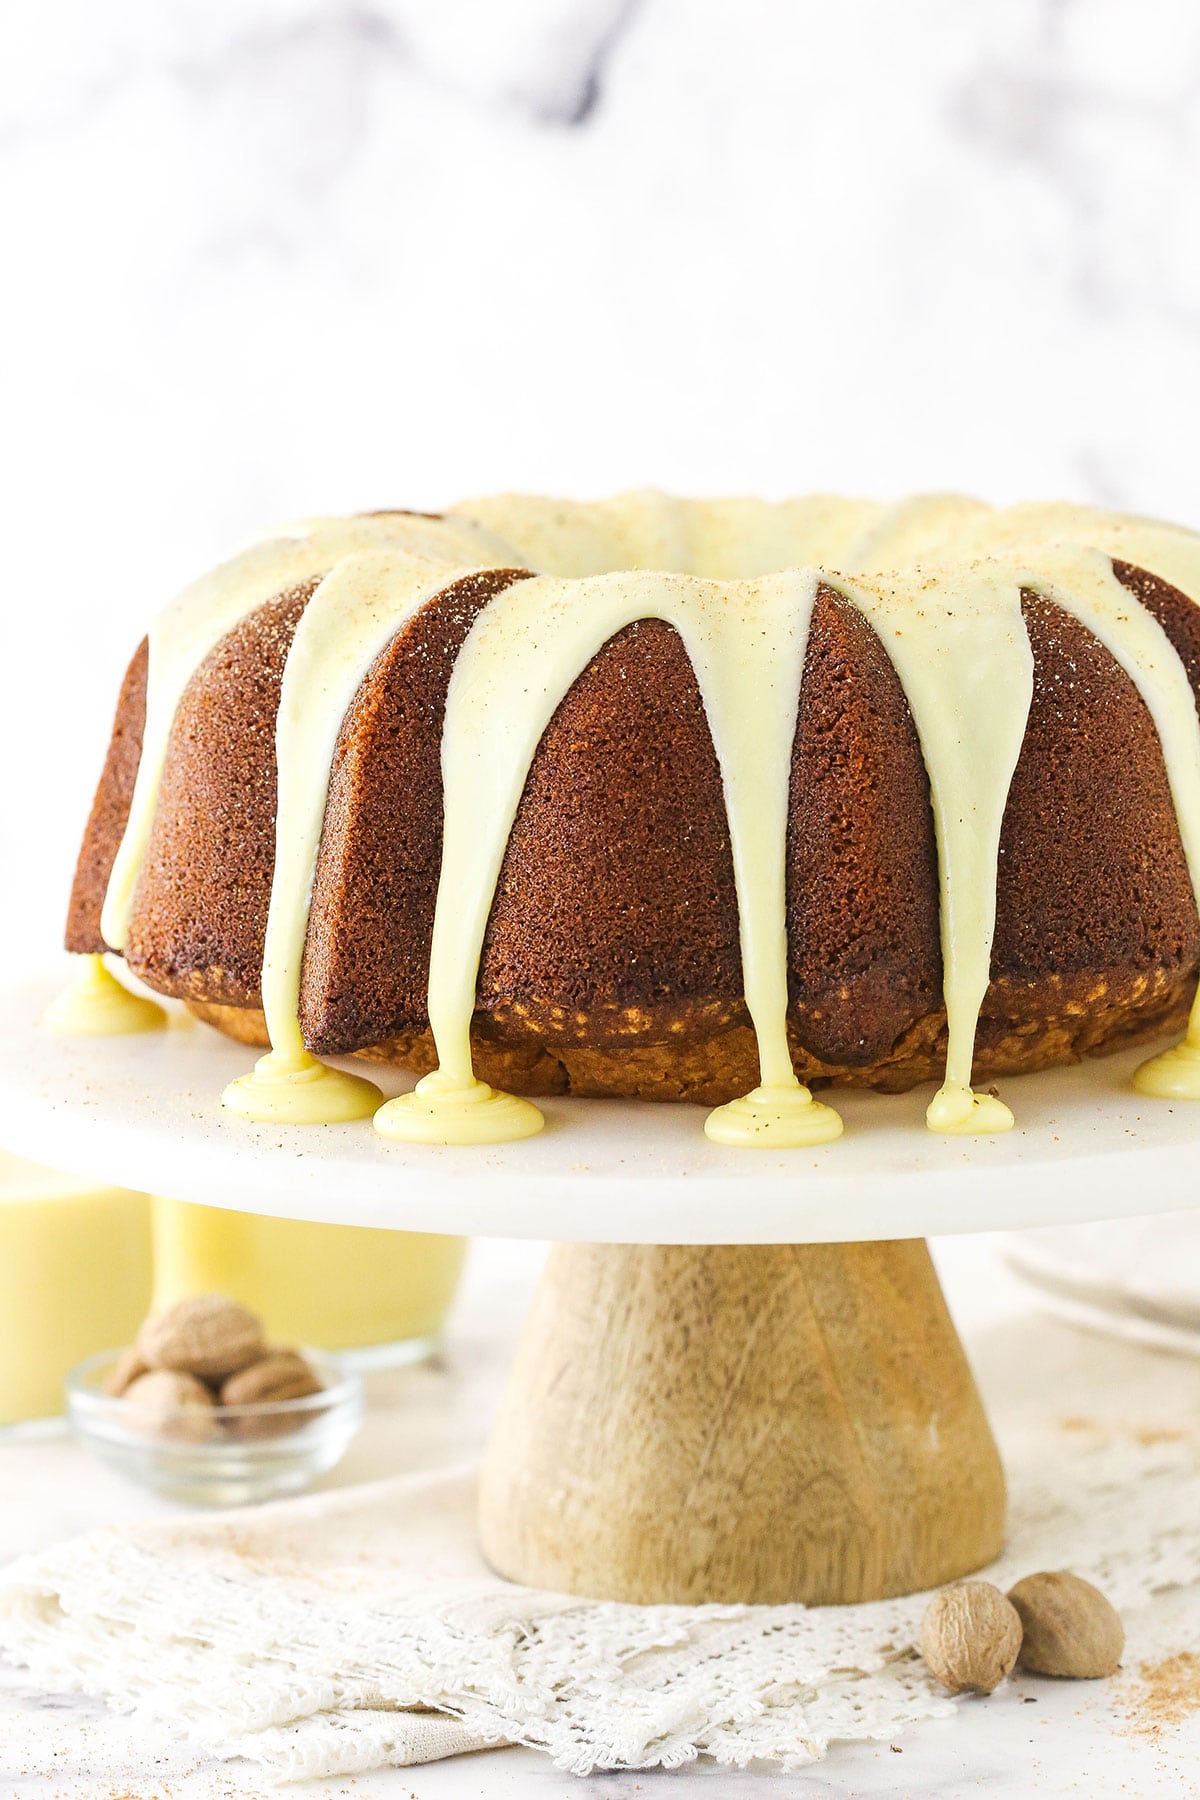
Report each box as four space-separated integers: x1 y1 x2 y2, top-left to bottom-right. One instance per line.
41 955 167 1036
1134 1039 1200 1099
87 490 1200 1145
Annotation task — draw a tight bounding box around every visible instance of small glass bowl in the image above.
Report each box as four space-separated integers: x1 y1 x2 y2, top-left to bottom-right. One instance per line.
65 1349 364 1506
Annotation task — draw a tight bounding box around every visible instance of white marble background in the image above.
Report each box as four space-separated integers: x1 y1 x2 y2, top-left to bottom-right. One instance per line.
2 0 1200 949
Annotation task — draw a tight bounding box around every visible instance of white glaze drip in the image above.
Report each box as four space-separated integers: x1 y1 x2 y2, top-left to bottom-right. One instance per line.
1017 546 1200 903
262 551 480 1062
831 565 1035 1134
1012 544 1200 1090
961 507 1200 1078
223 550 487 1125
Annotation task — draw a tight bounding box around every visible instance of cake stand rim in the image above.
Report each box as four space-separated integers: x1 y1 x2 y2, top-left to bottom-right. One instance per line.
3 970 1199 1245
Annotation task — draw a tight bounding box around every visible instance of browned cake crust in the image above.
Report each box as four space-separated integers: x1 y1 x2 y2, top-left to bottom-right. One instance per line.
302 567 537 1047
66 639 148 954
69 563 1200 1102
122 581 320 1003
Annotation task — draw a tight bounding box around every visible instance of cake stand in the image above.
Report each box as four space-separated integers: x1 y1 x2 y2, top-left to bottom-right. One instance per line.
4 972 1200 1609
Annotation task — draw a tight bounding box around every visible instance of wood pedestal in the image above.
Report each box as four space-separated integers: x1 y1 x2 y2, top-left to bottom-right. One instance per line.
478 1239 1005 1605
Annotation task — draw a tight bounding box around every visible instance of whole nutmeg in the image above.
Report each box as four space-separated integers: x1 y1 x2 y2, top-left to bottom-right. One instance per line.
103 1344 149 1398
124 1369 217 1444
220 1350 324 1407
136 1294 264 1382
920 1581 1023 1694
1008 1571 1124 1678
222 1349 326 1442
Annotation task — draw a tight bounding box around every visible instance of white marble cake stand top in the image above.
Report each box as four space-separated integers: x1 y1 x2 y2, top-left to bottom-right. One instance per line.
1 973 1198 1244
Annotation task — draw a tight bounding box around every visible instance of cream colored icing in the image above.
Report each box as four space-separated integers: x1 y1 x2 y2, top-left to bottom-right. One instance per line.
92 488 1200 1145
1006 544 1200 901
845 493 994 572
681 495 884 580
221 1047 381 1125
831 565 1035 1134
41 954 168 1035
1134 1040 1200 1098
454 491 883 581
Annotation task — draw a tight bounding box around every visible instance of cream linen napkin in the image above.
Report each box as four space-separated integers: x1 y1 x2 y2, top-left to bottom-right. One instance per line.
4 1412 1200 1784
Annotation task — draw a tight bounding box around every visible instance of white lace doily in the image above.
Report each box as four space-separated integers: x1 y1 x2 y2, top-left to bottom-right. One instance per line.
1 1408 1199 1784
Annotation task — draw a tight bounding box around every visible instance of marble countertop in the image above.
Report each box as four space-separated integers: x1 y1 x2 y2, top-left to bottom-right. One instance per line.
3 1232 1200 1796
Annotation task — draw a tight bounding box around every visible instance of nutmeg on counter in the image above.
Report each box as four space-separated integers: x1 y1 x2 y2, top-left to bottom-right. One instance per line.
1008 1571 1125 1678
920 1569 1124 1697
919 1582 1022 1694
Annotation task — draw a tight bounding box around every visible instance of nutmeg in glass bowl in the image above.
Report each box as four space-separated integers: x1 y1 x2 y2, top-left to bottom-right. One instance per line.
65 1345 363 1505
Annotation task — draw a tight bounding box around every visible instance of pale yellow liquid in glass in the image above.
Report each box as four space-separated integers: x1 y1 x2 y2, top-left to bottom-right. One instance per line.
0 1151 154 1423
151 1197 467 1351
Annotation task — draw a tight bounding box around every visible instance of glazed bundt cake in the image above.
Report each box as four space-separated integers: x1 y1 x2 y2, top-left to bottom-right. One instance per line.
60 491 1200 1147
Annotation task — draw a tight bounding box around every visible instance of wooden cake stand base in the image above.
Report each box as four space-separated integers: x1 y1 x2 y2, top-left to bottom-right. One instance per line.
480 1239 1003 1604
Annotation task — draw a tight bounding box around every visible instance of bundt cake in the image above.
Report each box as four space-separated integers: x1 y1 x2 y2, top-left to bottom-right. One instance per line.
58 491 1200 1147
